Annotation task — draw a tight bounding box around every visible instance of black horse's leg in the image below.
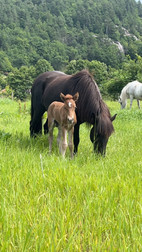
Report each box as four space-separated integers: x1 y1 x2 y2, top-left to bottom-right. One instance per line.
30 108 45 137
73 123 80 154
90 126 95 143
30 115 42 137
44 118 48 134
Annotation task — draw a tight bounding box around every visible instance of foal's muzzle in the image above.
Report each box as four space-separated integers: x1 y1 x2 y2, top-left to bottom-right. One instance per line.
67 117 74 124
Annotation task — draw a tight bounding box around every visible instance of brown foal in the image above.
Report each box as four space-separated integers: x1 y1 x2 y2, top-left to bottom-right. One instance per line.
47 92 79 158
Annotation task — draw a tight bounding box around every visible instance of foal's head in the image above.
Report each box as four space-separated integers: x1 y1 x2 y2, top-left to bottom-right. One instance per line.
60 93 79 124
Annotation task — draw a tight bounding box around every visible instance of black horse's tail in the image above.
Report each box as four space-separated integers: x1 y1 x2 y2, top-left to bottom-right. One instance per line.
30 86 34 136
30 87 34 121
30 77 48 137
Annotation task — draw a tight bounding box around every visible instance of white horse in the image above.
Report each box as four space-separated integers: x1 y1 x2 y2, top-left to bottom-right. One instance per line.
119 80 142 109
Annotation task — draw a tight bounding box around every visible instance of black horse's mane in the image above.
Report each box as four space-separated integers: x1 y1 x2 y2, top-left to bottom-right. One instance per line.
69 70 114 137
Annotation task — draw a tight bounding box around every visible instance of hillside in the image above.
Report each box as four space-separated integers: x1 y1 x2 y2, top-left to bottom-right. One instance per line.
0 0 142 71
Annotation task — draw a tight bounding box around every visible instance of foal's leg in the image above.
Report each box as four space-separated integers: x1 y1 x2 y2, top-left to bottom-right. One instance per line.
48 120 54 154
137 99 140 109
57 125 62 148
68 128 74 158
61 128 68 158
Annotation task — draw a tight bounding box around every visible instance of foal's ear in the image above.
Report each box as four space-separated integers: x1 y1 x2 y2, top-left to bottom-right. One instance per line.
73 92 79 102
111 113 117 121
60 93 65 102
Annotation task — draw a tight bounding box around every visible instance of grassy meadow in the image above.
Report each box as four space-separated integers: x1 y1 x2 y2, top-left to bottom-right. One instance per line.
0 98 142 251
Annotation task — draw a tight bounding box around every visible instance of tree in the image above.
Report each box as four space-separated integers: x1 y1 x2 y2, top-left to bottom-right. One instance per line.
88 60 108 85
8 66 35 100
103 56 141 99
0 74 7 89
0 51 13 72
135 55 142 82
35 59 54 76
65 59 89 75
65 59 109 87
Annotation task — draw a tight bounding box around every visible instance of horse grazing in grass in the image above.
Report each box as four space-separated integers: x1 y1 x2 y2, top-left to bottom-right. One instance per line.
119 80 142 109
30 70 117 155
48 92 79 158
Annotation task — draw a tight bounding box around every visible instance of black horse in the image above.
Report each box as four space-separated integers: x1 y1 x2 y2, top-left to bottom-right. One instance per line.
30 70 116 155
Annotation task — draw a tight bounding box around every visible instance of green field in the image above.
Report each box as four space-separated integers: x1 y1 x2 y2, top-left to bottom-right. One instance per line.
0 98 142 251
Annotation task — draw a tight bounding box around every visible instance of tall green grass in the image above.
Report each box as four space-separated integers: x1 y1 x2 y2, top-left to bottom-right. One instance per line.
0 98 142 251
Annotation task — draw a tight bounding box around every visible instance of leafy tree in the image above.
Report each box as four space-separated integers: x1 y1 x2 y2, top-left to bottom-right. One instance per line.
65 59 89 75
35 59 54 76
105 72 127 99
0 51 13 72
0 74 7 89
8 66 35 100
135 54 142 82
103 56 141 98
65 59 109 86
122 56 139 80
65 60 77 75
88 60 108 85
47 41 69 70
